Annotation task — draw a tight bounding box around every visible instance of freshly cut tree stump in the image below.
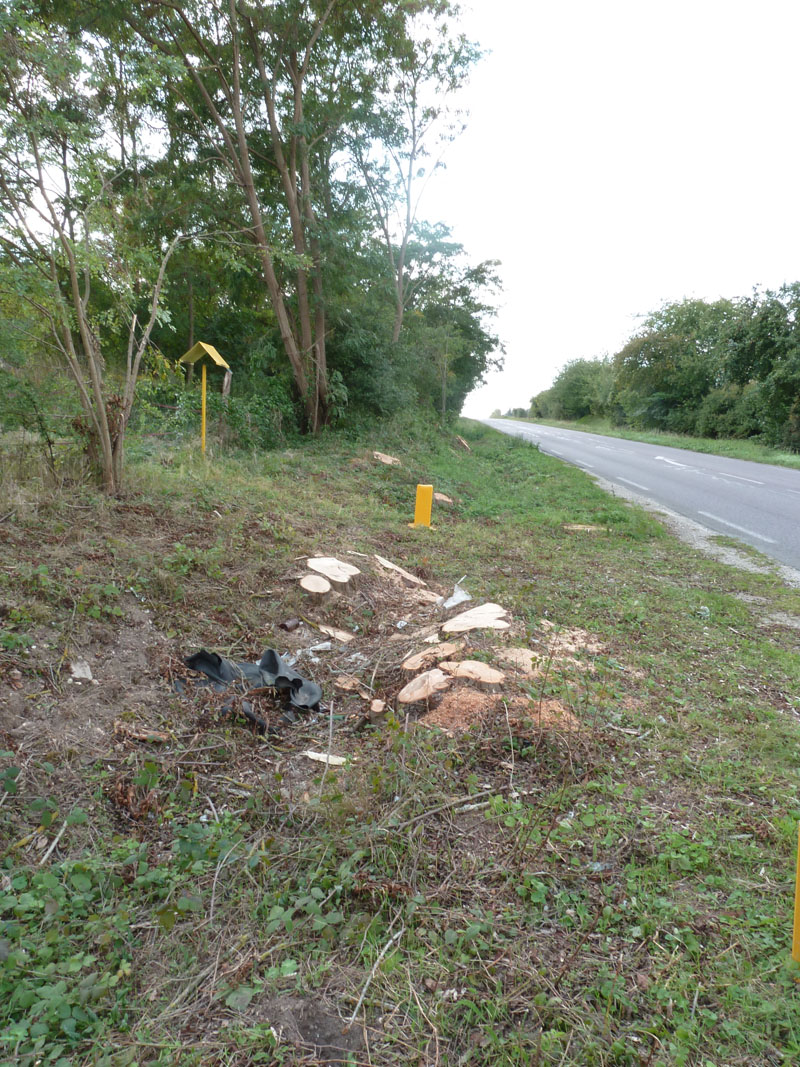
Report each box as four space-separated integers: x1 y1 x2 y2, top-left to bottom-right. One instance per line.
401 640 464 672
439 660 506 692
307 556 361 590
299 573 332 604
396 668 451 704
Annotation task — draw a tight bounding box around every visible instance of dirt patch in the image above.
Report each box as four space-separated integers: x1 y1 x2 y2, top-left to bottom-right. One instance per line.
0 603 169 755
253 995 364 1063
761 612 800 632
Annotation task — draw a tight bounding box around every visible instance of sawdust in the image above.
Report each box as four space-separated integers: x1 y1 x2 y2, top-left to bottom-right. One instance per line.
418 688 498 732
417 690 582 735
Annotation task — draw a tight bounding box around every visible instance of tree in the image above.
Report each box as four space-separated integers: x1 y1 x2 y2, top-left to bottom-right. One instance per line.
613 299 735 431
349 17 478 343
0 4 178 492
112 0 468 431
538 358 614 421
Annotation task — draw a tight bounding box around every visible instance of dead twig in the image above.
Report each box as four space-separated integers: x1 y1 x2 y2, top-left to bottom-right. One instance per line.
380 788 495 833
346 923 405 1029
38 819 67 865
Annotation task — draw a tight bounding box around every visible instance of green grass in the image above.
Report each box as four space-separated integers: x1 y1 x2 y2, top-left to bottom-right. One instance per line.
504 415 800 470
1 419 799 1065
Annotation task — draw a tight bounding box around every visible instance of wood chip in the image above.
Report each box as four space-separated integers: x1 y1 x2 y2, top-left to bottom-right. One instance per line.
374 554 427 586
438 660 505 691
412 588 441 604
442 603 510 634
494 647 540 674
317 623 355 644
302 750 347 766
334 673 370 699
373 451 401 466
396 669 451 704
113 721 169 744
401 641 465 672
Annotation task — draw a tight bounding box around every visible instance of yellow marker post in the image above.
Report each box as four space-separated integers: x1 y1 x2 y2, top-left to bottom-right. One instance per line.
410 484 433 528
793 822 800 962
178 341 231 460
201 362 207 456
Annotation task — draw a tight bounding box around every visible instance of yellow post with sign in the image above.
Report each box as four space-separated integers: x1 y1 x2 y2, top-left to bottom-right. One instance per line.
179 342 231 457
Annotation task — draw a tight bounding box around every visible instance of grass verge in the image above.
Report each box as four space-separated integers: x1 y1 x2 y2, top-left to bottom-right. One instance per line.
1 419 799 1066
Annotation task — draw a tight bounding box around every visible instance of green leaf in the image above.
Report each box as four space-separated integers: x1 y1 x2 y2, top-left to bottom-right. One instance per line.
70 873 92 894
224 985 255 1010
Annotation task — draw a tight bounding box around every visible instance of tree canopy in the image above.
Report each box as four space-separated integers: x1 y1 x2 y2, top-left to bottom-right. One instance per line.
0 0 503 487
529 289 800 451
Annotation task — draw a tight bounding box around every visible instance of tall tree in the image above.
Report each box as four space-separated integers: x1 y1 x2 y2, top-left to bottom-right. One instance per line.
113 0 454 430
349 16 478 342
0 3 178 492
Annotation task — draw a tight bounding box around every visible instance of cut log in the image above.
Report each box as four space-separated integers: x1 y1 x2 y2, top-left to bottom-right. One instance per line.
299 573 332 604
401 640 465 673
438 660 506 692
307 556 361 590
442 603 510 634
396 668 451 704
373 553 426 587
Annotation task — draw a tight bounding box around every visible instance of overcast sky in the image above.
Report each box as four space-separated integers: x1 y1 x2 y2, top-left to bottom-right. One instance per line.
422 0 800 417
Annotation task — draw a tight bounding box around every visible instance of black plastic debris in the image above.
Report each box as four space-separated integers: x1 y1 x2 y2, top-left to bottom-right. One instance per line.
181 649 323 733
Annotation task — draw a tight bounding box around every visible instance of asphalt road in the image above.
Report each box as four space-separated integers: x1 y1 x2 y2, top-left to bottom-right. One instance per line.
483 418 800 573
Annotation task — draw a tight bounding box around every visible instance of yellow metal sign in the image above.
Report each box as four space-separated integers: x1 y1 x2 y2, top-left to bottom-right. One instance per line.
179 343 231 456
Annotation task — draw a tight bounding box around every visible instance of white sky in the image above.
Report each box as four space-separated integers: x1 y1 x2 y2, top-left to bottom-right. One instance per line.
422 0 800 417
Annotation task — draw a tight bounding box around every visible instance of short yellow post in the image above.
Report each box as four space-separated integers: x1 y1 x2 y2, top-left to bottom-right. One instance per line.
201 362 207 456
411 484 433 527
793 822 800 962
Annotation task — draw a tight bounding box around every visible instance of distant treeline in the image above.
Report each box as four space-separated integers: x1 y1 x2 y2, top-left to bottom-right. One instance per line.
524 288 800 451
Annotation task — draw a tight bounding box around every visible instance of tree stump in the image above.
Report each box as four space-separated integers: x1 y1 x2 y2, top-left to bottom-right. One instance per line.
299 573 332 604
307 556 361 591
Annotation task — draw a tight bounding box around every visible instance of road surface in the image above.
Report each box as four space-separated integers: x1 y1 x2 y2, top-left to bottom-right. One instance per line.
483 418 800 573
